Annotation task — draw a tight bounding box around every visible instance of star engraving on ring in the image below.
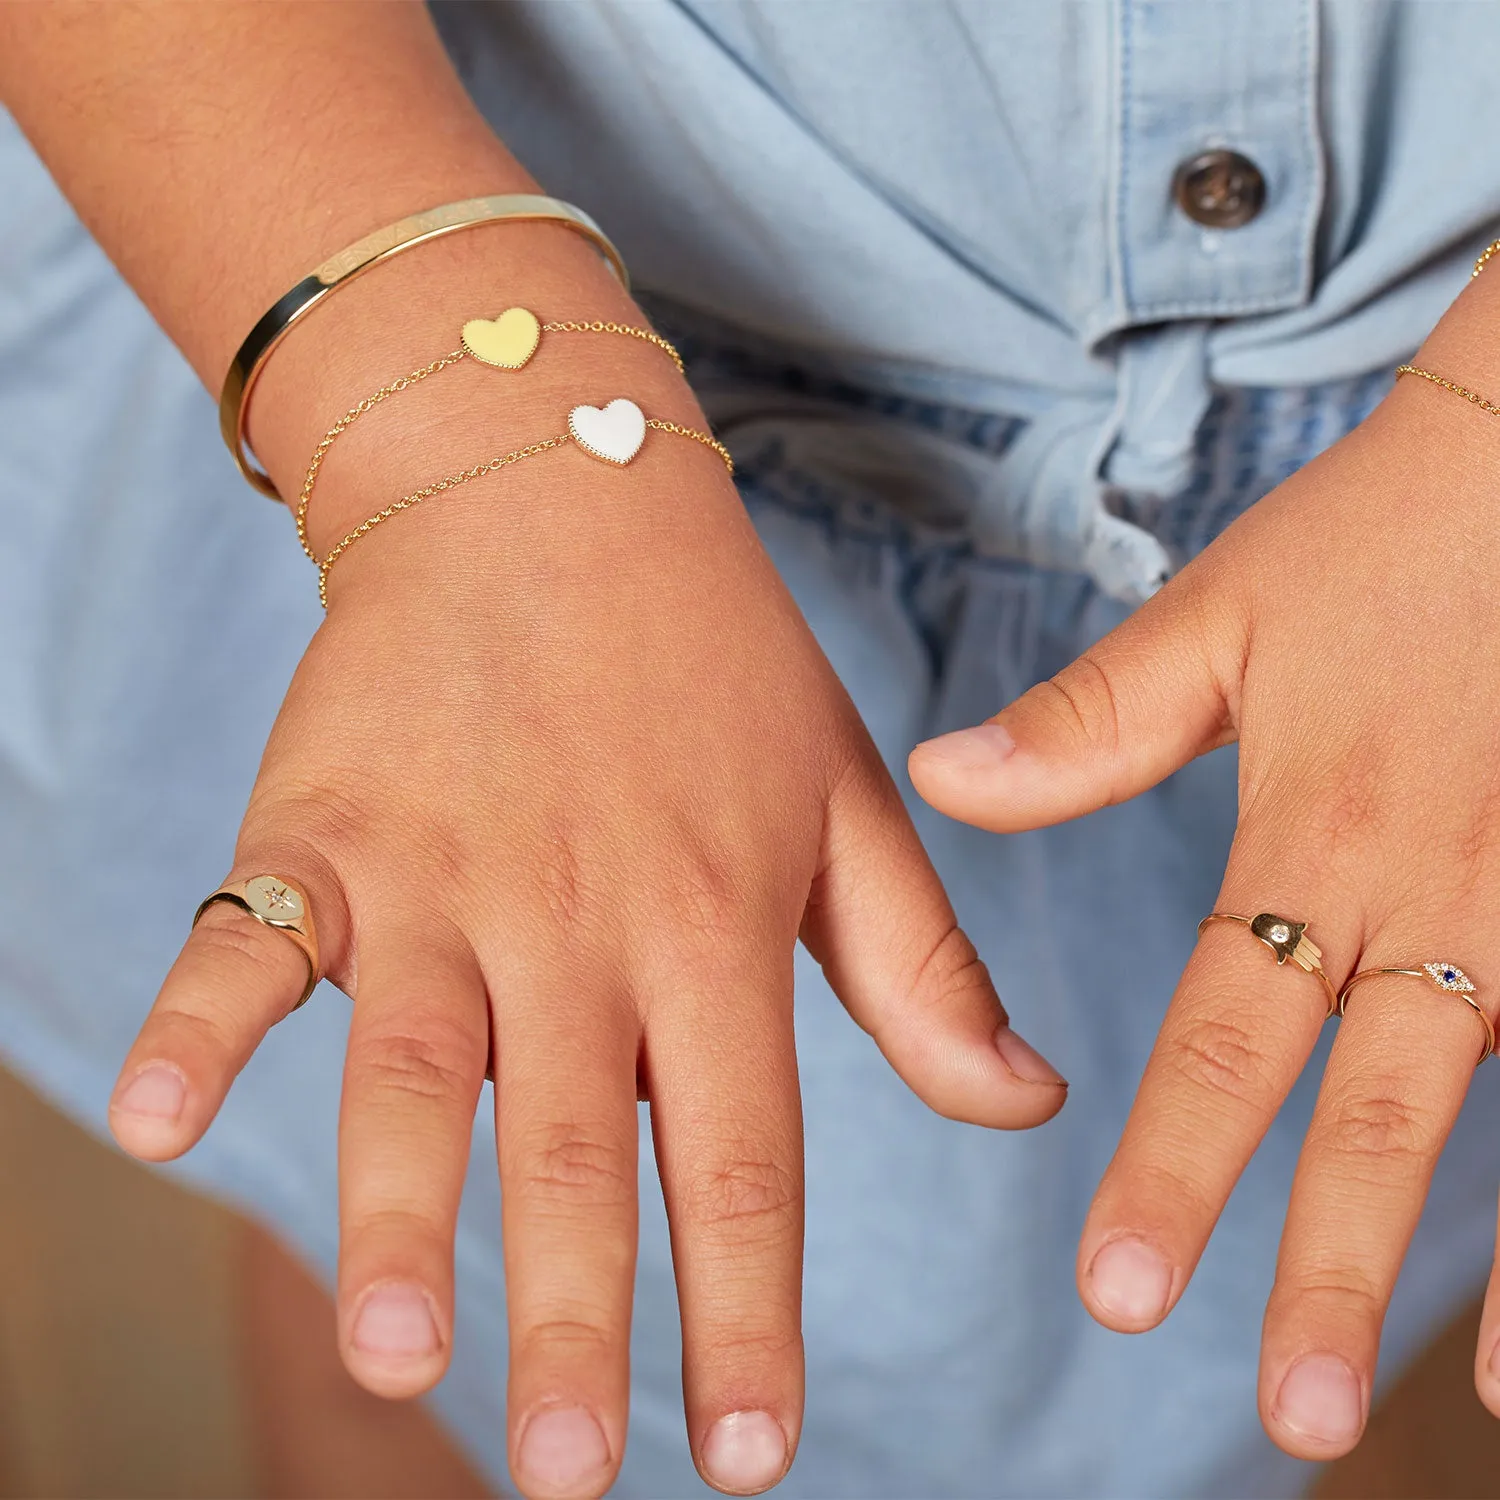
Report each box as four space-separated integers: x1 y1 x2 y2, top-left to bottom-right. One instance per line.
246 875 303 923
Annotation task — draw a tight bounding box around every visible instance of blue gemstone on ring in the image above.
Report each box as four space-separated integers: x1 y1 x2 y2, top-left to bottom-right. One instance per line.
1423 962 1476 993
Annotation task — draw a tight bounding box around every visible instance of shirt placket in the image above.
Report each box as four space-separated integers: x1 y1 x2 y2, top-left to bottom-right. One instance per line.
1109 0 1325 324
1088 0 1327 575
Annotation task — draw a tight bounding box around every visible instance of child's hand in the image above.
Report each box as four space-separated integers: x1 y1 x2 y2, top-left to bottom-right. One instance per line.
911 363 1500 1461
106 373 1066 1500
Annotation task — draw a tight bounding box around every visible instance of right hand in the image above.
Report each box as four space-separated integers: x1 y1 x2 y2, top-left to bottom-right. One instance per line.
104 288 1067 1500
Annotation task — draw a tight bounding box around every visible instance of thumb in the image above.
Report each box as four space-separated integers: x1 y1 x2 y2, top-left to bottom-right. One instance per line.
908 569 1242 833
802 737 1069 1131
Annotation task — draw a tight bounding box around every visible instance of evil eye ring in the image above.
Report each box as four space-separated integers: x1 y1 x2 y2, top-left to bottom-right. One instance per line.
1339 963 1494 1068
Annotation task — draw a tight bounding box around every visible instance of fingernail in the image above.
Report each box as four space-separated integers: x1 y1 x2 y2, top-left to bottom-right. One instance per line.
351 1283 440 1359
1487 1334 1500 1382
1274 1354 1363 1446
913 722 1016 773
995 1025 1068 1086
1089 1237 1172 1324
114 1064 186 1121
702 1410 788 1493
517 1405 611 1492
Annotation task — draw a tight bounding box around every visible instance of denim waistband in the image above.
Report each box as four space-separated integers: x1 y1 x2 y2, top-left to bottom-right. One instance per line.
644 294 1393 602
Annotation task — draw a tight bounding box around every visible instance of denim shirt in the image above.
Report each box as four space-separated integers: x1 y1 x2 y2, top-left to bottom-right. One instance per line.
435 0 1500 600
7 12 1500 1497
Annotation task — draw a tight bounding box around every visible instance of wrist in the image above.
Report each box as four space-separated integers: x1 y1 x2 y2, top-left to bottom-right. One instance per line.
292 343 709 574
314 408 747 618
261 235 733 606
1406 260 1500 406
245 214 654 505
1354 259 1500 485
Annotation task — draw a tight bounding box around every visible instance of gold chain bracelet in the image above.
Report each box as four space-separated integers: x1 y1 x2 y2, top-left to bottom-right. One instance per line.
294 307 682 562
315 399 733 607
1394 234 1500 412
219 195 632 500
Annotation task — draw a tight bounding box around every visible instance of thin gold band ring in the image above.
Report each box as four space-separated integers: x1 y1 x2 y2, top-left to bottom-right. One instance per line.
1197 911 1338 1018
1338 964 1494 1068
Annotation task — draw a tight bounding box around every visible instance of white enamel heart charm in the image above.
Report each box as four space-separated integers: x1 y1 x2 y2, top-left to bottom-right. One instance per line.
461 307 541 369
568 398 647 465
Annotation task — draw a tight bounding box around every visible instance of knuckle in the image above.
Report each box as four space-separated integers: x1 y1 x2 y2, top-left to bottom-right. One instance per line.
412 818 471 892
1299 746 1388 859
824 729 882 810
519 1123 634 1208
1451 770 1500 905
693 1324 802 1368
1160 1013 1277 1107
228 788 363 976
343 1202 448 1248
659 841 747 949
1449 826 1491 910
534 820 595 928
246 780 373 864
1323 1089 1437 1169
686 1157 800 1239
153 1002 242 1058
1110 1158 1216 1229
907 921 994 1012
1278 1269 1384 1321
351 1028 477 1106
190 913 287 975
1034 651 1122 757
513 1315 615 1364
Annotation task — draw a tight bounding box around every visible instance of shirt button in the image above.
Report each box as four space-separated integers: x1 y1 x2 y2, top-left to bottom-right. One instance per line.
1172 149 1266 229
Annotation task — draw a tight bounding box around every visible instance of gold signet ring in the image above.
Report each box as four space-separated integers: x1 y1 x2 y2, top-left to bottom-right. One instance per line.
1339 963 1494 1068
1197 911 1338 1017
192 875 320 1012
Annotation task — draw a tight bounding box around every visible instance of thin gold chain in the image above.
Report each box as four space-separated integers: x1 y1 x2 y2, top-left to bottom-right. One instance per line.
318 433 570 607
317 419 734 608
296 316 683 556
296 348 466 563
1393 363 1500 417
645 417 735 473
1395 236 1500 412
541 320 685 373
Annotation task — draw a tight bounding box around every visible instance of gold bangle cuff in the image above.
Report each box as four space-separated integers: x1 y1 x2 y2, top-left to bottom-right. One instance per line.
1197 911 1338 1018
1338 964 1494 1068
219 195 629 503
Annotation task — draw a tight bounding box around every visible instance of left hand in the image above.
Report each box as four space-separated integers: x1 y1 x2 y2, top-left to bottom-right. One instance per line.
909 357 1500 1459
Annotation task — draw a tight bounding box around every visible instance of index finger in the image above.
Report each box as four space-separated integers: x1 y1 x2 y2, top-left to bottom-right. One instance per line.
109 864 343 1160
1076 830 1359 1331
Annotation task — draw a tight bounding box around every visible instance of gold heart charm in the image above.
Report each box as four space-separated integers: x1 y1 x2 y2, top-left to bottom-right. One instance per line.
461 307 542 369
